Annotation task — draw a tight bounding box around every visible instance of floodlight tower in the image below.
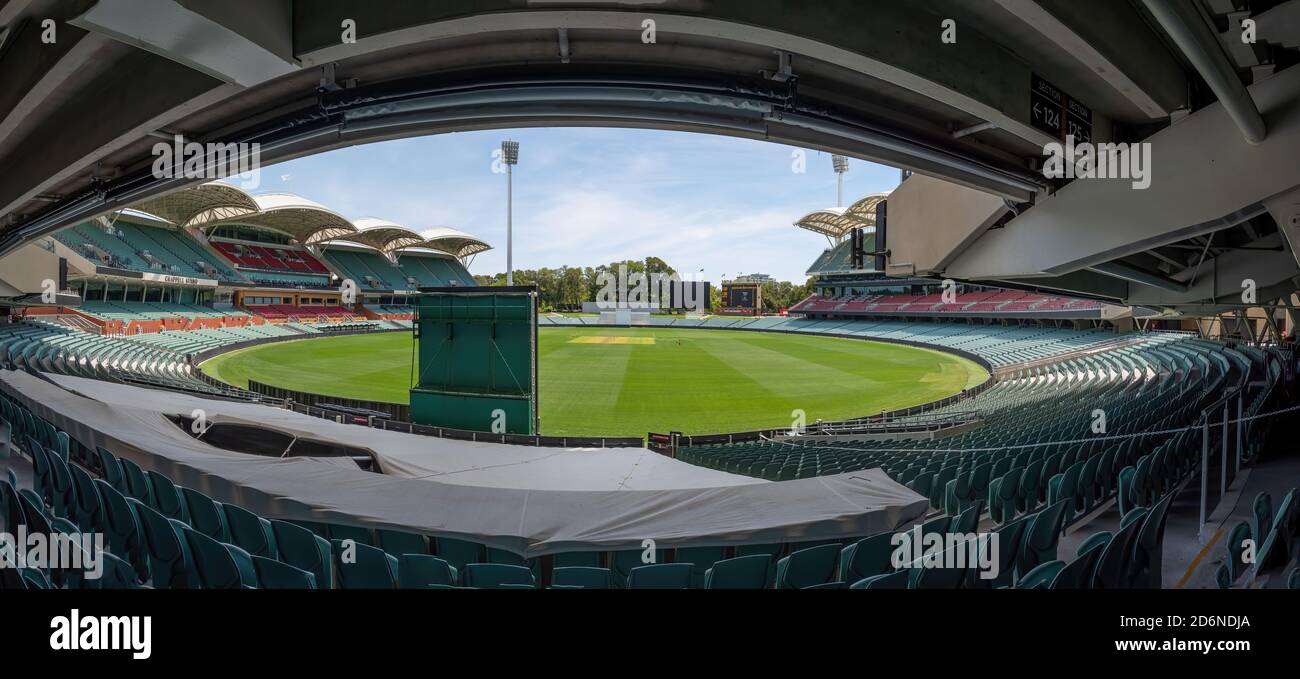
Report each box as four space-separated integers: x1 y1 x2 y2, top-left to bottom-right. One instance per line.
502 140 520 285
832 154 849 207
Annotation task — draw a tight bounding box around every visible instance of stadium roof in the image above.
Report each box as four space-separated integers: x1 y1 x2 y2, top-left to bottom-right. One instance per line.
125 186 490 255
845 192 889 225
186 192 359 244
794 207 871 238
794 192 890 238
128 181 260 229
337 217 428 254
327 221 493 257
415 227 492 258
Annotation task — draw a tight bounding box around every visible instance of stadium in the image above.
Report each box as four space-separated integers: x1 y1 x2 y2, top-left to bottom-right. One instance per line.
1 0 1299 656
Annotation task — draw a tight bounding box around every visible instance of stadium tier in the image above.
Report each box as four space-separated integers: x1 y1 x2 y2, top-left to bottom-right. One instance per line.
805 239 857 275
546 315 1128 368
210 240 331 275
319 247 414 291
1 307 1296 591
3 362 1291 590
396 253 478 287
318 247 476 291
790 291 1106 317
54 219 242 281
78 301 251 322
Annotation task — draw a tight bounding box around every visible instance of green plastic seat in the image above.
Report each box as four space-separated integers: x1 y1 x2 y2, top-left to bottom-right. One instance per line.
397 554 458 588
269 519 333 589
435 537 485 571
461 563 536 589
94 447 126 492
949 500 982 535
1254 488 1296 573
222 503 278 558
1091 507 1148 589
128 498 197 589
674 546 726 588
969 515 1029 589
610 548 665 587
67 463 102 534
44 447 75 520
377 529 428 557
850 570 909 589
1017 499 1070 577
1214 563 1232 589
839 533 894 584
145 471 187 522
332 540 398 589
90 552 144 589
180 487 229 542
1049 530 1110 589
775 543 842 589
29 440 52 506
703 554 771 589
252 556 317 589
181 524 258 589
1223 521 1252 583
117 457 154 506
550 566 613 589
1017 560 1064 589
93 478 149 581
1130 492 1174 588
626 563 693 589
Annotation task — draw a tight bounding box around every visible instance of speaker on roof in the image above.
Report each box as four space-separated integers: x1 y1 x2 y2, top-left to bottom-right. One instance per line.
850 227 864 270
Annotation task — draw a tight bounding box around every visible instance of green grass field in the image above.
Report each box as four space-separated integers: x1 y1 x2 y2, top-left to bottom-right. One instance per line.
200 327 987 437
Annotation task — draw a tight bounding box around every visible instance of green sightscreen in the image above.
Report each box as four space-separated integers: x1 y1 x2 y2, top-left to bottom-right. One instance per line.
409 286 539 434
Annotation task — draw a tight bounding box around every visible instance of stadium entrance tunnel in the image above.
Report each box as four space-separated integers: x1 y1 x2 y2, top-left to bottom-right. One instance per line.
170 415 378 472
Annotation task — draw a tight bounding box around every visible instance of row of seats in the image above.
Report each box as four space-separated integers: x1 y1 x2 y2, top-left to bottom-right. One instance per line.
679 334 1265 489
0 320 250 398
211 240 331 274
1217 488 1300 587
789 291 1103 315
3 342 1289 589
53 222 241 281
543 315 1133 367
78 301 250 322
0 397 928 589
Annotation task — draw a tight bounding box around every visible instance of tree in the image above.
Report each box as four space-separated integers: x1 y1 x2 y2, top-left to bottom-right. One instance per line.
473 257 806 313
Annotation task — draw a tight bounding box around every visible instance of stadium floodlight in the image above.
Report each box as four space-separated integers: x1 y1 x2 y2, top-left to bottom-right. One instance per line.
502 140 520 285
831 154 849 207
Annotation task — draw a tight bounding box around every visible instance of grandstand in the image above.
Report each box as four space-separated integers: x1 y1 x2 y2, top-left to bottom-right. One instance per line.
2 312 1295 593
2 177 1297 595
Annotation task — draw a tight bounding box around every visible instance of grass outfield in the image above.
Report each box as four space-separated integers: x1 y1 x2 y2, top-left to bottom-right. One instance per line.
201 327 987 437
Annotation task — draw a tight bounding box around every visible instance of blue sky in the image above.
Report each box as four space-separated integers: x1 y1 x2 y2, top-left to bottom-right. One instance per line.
257 128 902 283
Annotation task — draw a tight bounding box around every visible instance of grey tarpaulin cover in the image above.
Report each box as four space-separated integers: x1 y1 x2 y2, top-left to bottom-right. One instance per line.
1 370 929 556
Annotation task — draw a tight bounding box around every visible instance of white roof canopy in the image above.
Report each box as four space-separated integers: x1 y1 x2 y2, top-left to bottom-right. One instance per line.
126 188 490 255
328 219 492 257
184 192 359 244
794 192 890 238
416 226 492 258
128 181 260 229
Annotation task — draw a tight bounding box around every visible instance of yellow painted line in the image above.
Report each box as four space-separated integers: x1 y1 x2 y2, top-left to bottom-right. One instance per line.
1174 526 1224 589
